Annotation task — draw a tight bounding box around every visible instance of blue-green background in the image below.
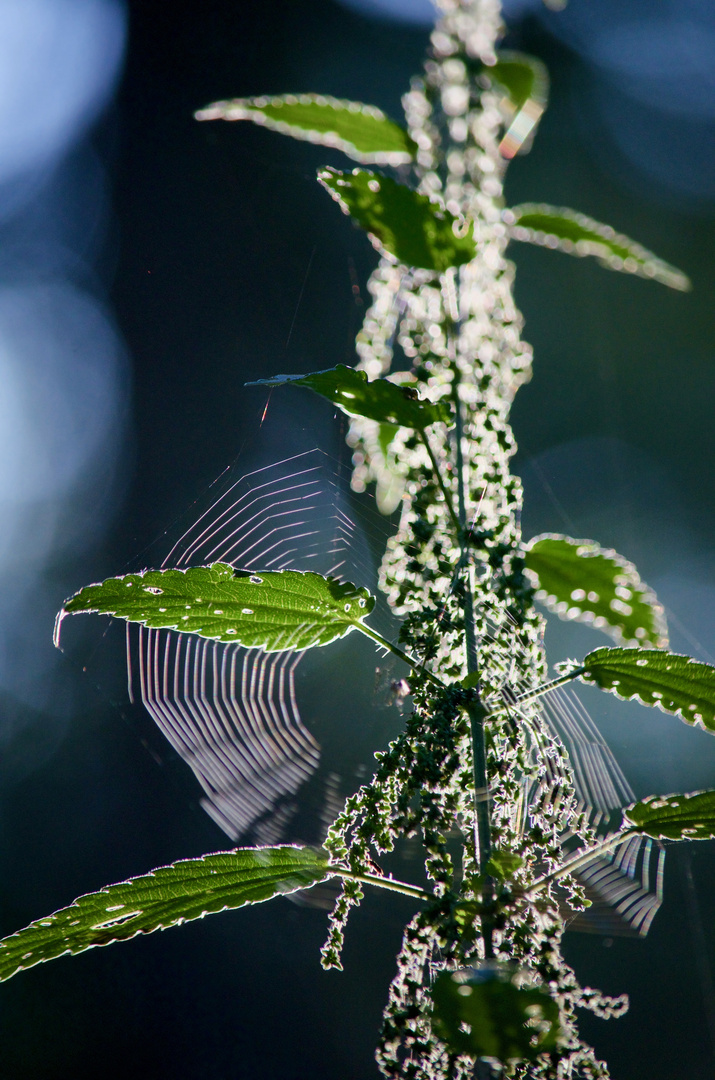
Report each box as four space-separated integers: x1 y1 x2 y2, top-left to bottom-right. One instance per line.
1 1 715 1077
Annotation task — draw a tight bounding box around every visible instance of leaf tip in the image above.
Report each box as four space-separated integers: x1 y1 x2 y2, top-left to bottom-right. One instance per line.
53 608 67 650
194 103 223 122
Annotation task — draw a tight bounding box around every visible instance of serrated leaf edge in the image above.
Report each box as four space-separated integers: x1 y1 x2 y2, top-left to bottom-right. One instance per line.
523 532 668 648
195 93 415 165
580 647 715 731
503 203 691 291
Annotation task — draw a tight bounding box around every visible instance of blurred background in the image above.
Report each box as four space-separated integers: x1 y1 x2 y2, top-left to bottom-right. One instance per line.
0 0 714 1076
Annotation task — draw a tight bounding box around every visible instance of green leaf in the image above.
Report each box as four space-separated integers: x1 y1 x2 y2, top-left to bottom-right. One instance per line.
0 845 329 983
625 790 715 841
57 564 375 652
485 851 525 882
431 963 561 1061
524 534 668 648
486 53 549 114
504 204 691 291
318 168 476 274
248 364 451 429
195 93 416 165
579 647 715 731
484 52 549 159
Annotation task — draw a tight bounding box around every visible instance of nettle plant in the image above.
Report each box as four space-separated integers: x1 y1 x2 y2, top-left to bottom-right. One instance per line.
0 2 709 1077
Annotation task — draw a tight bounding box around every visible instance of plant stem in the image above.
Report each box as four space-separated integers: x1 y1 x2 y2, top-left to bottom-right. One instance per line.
417 426 461 535
511 668 586 707
357 623 446 688
480 668 586 718
455 395 494 958
523 830 637 898
334 868 431 902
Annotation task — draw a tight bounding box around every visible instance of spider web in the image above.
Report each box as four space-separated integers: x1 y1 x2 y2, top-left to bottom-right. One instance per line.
489 607 665 939
126 447 392 845
539 685 664 937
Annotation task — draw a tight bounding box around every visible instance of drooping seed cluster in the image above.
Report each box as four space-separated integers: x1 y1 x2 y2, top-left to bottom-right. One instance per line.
326 2 626 1076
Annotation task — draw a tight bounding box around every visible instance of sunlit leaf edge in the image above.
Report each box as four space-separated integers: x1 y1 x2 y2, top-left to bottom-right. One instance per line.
318 167 477 274
504 203 691 291
579 646 715 731
0 845 329 982
195 93 416 165
56 563 376 652
247 364 452 429
624 789 715 841
523 532 668 648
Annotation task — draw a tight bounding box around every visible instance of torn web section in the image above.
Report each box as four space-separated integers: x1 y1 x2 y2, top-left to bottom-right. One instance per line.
538 686 665 938
127 448 391 846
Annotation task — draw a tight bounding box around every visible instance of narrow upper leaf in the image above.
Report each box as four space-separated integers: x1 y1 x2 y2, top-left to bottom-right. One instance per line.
431 964 560 1061
483 52 549 159
625 790 715 841
318 167 476 274
57 564 375 652
504 203 691 291
579 647 715 731
248 364 451 429
0 845 329 983
524 534 667 648
195 93 416 165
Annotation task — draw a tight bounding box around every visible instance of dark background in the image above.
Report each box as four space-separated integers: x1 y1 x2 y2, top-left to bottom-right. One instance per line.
1 1 715 1077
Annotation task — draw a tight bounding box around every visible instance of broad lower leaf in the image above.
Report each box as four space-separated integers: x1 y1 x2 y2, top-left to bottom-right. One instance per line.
248 364 451 429
57 564 375 652
625 790 715 841
504 204 690 291
579 648 715 730
318 168 476 274
431 964 560 1061
483 52 549 159
195 93 416 165
0 845 329 982
524 534 667 648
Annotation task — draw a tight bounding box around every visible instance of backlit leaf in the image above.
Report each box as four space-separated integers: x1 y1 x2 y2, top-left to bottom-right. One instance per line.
504 204 690 291
318 168 476 274
524 534 667 648
0 845 329 982
195 93 416 165
579 648 715 731
57 564 375 652
431 963 560 1061
485 850 525 881
248 364 451 429
625 790 715 841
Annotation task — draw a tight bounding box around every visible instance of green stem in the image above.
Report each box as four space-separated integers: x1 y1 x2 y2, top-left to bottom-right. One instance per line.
523 830 637 898
512 668 585 707
480 668 585 721
454 395 494 959
357 623 446 688
417 426 461 535
334 868 432 903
